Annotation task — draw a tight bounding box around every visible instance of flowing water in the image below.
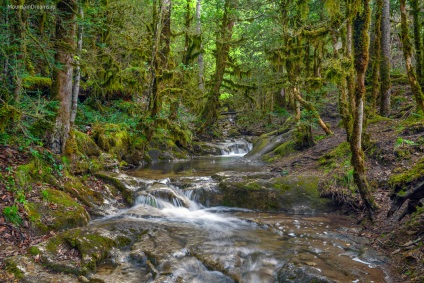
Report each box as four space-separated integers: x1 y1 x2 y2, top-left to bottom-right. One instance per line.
89 140 393 283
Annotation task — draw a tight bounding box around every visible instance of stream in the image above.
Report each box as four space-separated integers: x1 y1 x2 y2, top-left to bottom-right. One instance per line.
85 139 392 282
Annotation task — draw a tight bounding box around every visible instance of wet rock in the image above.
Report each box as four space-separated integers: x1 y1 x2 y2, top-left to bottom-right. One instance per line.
277 262 334 283
217 173 336 213
95 172 154 205
137 183 191 208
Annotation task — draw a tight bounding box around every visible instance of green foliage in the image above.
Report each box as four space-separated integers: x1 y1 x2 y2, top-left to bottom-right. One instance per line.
3 205 22 226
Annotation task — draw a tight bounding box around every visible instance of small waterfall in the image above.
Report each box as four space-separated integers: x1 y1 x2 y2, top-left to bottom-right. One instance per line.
218 139 253 156
135 182 200 210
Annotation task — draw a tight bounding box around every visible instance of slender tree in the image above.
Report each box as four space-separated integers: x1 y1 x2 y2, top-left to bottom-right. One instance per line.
199 0 236 130
399 0 424 112
411 0 423 88
50 0 77 154
351 0 379 218
370 0 381 114
379 0 391 116
70 3 84 127
196 0 204 91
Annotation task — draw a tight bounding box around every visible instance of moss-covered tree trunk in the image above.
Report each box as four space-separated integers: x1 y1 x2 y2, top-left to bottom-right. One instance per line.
411 0 423 88
50 0 77 154
196 0 204 91
400 0 424 112
370 0 381 114
199 0 236 131
351 0 379 218
12 0 27 103
379 0 391 116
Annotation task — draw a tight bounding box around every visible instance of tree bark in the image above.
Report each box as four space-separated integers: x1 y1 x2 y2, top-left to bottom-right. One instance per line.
400 0 424 112
351 0 379 218
12 0 27 103
411 0 423 88
199 0 236 130
370 0 381 114
51 0 77 154
379 0 391 116
196 0 204 91
293 89 333 135
70 4 84 127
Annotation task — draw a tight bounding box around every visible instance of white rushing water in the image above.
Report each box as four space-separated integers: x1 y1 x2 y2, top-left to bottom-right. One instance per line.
89 140 391 283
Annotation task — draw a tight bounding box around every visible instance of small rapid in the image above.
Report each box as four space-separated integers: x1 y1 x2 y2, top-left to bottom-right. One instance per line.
87 138 392 282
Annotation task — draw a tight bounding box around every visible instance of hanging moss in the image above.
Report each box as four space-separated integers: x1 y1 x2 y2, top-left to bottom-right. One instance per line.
22 76 52 90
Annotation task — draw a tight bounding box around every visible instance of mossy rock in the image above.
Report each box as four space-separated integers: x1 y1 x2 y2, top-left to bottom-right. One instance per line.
92 123 131 160
15 160 58 189
218 174 336 213
94 172 135 205
192 141 222 156
262 140 296 162
75 130 101 157
36 228 119 275
63 176 104 208
245 130 294 161
25 188 90 235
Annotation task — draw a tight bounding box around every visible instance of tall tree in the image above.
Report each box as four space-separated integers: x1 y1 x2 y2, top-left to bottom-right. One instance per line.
11 0 27 103
70 3 84 127
379 0 391 116
351 0 379 218
370 0 382 114
199 0 236 130
50 0 77 154
411 0 423 88
196 0 204 91
400 0 424 112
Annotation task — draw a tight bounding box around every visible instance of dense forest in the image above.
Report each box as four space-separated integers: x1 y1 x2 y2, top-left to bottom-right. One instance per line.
1 0 424 282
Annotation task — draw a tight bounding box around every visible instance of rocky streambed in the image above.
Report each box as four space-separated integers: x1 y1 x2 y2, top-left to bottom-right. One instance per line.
6 141 394 282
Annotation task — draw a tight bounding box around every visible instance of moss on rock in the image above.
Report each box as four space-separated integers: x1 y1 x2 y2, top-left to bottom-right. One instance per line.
218 174 335 213
25 188 90 235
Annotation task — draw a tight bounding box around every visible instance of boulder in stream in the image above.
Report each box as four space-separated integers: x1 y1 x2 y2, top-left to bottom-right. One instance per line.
215 172 336 214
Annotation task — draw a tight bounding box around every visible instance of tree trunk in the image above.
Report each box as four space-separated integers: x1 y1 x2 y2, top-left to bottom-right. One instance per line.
51 0 77 154
294 89 333 135
411 0 423 88
196 0 204 91
370 0 381 114
12 0 27 103
199 0 236 130
400 0 424 112
351 0 379 218
70 4 84 127
379 0 391 116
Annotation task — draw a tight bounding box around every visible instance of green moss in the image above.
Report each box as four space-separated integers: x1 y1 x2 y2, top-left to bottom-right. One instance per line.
389 158 424 192
5 259 24 279
63 176 103 207
367 115 392 125
319 142 350 168
22 76 52 89
15 160 57 188
266 140 296 162
25 188 89 234
28 246 41 256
